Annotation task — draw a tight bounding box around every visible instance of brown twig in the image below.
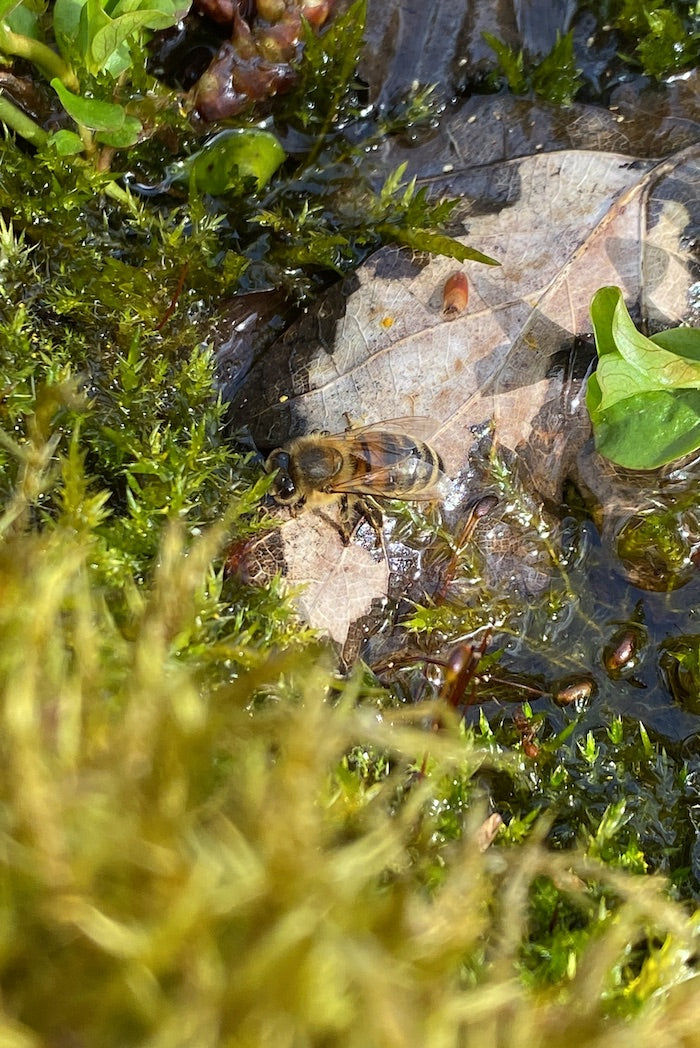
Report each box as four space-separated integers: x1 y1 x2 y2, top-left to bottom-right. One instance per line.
156 262 190 331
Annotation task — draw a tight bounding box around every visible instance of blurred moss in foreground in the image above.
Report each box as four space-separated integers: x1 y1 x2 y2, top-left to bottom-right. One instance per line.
0 505 700 1046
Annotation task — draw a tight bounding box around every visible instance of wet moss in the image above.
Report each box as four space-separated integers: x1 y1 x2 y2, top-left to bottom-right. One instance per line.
0 2 699 1043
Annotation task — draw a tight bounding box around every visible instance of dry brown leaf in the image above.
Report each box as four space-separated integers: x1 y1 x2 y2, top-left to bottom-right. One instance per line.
279 514 389 645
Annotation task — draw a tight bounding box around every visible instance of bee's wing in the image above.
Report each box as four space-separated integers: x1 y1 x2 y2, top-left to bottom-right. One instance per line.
333 465 450 500
343 416 441 442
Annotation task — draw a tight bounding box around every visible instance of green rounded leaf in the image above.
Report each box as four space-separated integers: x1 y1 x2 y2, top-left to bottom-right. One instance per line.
650 325 700 360
0 0 23 18
592 388 700 469
594 284 700 388
95 115 142 148
53 0 86 61
51 77 126 131
590 285 625 357
589 285 700 468
47 128 85 155
5 2 40 37
590 351 659 414
168 129 286 195
91 10 183 73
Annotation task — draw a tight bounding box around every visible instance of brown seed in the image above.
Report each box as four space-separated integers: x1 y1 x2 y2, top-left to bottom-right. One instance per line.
442 271 469 319
603 624 647 679
441 642 480 708
553 677 596 707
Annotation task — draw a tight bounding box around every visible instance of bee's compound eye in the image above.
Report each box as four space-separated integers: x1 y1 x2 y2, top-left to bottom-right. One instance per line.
266 450 297 504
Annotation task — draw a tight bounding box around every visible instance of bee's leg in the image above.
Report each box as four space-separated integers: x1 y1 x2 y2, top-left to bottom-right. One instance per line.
288 496 307 519
314 495 357 545
329 494 378 546
357 496 384 536
317 496 388 559
336 493 362 544
352 496 389 563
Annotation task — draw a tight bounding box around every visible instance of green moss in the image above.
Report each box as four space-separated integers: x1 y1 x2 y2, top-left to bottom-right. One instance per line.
607 0 700 78
484 1 700 99
484 30 583 104
0 3 699 1042
0 520 697 1045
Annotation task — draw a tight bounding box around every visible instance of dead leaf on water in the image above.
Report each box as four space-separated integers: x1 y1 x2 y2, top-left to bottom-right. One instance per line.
279 514 389 646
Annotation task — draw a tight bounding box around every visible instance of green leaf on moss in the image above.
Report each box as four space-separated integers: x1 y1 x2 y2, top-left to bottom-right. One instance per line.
609 0 700 79
530 31 581 105
54 0 189 75
288 0 367 133
53 0 84 56
95 115 142 147
483 31 528 94
381 226 500 266
91 7 184 64
484 29 582 104
587 285 700 468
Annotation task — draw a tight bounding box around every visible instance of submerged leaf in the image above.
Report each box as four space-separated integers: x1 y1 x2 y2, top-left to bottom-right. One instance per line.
167 128 286 194
47 128 85 155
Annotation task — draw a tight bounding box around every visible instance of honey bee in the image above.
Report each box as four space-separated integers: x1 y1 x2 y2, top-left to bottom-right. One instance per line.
264 418 448 529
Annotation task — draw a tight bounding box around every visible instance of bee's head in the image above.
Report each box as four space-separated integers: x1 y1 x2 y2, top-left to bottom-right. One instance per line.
265 448 299 505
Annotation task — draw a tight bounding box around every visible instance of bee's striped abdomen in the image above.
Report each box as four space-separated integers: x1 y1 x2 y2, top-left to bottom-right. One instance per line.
395 439 444 495
351 433 443 496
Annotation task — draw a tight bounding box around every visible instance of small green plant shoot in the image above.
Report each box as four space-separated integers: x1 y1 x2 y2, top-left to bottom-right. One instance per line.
587 285 700 469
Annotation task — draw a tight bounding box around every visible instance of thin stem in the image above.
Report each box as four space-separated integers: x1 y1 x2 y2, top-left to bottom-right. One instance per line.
0 91 48 148
0 25 79 92
78 123 95 156
0 92 136 211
